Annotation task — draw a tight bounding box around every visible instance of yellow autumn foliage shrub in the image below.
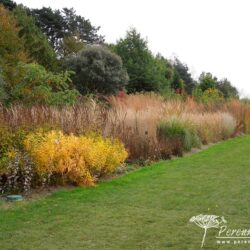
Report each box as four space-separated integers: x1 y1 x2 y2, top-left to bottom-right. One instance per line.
24 130 128 186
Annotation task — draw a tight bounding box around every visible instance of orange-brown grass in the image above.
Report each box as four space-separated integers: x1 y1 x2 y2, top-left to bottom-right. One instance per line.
105 95 237 159
224 100 250 133
0 94 246 160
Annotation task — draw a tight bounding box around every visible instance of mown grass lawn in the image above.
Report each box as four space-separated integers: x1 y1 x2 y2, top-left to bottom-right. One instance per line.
1 136 250 250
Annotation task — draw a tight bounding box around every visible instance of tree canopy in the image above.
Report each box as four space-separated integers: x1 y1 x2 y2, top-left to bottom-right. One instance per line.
0 4 27 84
217 78 239 99
0 0 16 10
31 7 104 57
199 72 218 92
173 58 196 94
0 2 240 105
7 63 79 105
113 28 172 93
13 6 58 70
64 46 129 95
196 72 238 99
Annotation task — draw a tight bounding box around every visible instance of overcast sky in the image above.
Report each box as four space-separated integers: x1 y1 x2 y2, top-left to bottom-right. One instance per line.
15 0 250 97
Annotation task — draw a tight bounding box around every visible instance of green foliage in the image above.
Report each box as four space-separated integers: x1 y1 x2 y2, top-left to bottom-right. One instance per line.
0 4 27 84
198 72 218 92
60 34 85 57
157 118 201 154
217 78 239 99
192 87 203 102
154 54 173 95
113 28 167 93
171 68 184 92
31 7 104 56
194 87 223 104
64 46 129 95
241 98 250 104
173 58 196 94
0 0 16 10
0 5 78 106
9 63 79 105
0 68 8 103
201 88 223 104
13 7 58 71
197 72 238 101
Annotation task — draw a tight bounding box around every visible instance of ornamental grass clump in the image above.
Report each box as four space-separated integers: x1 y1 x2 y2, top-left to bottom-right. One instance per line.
157 118 201 156
179 112 236 143
24 130 128 186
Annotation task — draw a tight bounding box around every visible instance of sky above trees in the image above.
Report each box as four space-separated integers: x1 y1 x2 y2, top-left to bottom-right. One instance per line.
14 0 250 97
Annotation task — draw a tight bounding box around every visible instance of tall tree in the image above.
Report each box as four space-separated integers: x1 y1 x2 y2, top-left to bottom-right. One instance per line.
0 4 27 85
13 7 58 70
31 7 104 56
217 78 238 99
171 69 184 92
154 54 173 94
0 0 16 10
173 58 196 94
114 28 164 92
198 72 218 92
0 67 8 103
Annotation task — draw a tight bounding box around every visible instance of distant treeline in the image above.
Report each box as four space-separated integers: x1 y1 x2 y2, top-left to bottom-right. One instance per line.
0 0 239 105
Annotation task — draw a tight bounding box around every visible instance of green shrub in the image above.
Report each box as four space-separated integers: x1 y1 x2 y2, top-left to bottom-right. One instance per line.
193 87 224 105
157 118 201 156
0 68 8 103
8 63 80 105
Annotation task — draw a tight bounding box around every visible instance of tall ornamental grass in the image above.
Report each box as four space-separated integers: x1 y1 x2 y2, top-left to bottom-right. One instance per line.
0 94 247 160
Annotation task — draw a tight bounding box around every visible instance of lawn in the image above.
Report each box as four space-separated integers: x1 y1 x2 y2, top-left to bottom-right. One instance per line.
1 136 250 249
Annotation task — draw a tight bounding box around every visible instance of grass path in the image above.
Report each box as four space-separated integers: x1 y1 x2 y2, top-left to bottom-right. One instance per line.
1 136 250 249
